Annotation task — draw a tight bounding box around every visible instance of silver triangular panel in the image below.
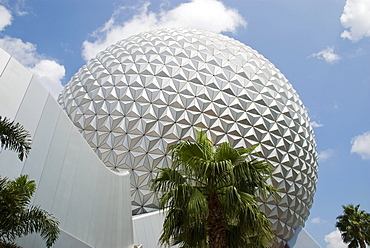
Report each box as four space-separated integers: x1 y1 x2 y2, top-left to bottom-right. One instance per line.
59 27 318 246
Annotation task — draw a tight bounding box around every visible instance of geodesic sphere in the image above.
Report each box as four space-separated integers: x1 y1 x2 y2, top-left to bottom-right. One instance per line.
59 27 318 246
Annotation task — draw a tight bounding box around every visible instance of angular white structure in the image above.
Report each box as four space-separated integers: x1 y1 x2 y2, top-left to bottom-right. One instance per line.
0 48 134 248
59 28 318 246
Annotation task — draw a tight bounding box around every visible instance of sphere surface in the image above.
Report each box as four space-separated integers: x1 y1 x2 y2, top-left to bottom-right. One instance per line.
59 27 318 245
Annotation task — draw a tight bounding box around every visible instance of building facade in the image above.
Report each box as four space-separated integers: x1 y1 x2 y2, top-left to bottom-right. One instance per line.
0 48 133 248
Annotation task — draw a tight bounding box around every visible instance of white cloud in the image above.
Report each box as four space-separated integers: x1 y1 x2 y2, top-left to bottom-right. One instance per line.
13 0 28 16
0 5 12 31
29 60 65 98
325 230 347 248
0 36 39 66
311 47 341 64
0 3 64 98
82 0 246 61
340 0 370 41
310 217 325 224
0 36 65 99
0 0 28 16
310 217 326 224
311 121 324 128
351 131 370 159
318 149 334 162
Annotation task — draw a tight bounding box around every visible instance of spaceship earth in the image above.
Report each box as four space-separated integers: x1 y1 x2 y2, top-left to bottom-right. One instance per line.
59 27 318 246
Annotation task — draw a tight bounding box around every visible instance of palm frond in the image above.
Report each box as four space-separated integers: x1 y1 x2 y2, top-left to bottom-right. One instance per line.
0 116 31 161
0 176 59 248
336 204 370 247
152 130 276 247
151 168 186 193
22 206 60 248
214 142 239 163
0 241 23 248
187 188 208 223
160 206 207 247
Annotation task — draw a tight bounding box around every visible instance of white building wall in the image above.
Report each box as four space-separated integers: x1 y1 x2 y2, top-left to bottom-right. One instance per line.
0 49 134 248
287 226 322 248
132 211 166 248
132 208 322 248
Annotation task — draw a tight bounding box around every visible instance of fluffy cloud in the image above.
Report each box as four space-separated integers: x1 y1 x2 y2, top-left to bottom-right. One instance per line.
0 5 12 31
311 121 324 128
82 0 246 61
325 230 347 248
0 36 40 66
311 47 341 64
29 60 65 98
318 149 335 162
310 217 326 224
351 131 370 159
0 36 65 99
0 4 64 98
340 0 370 41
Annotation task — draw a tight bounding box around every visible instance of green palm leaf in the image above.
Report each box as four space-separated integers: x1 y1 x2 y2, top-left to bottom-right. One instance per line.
336 204 370 248
0 175 59 248
0 116 31 161
151 129 276 247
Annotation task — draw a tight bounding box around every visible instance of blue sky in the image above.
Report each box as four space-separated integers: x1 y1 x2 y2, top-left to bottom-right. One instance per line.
0 0 369 247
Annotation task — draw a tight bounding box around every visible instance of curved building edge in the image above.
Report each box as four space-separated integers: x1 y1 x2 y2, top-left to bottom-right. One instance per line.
0 45 320 247
0 48 133 248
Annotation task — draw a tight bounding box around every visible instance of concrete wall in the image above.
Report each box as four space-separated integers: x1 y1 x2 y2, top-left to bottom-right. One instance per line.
0 48 134 248
133 211 322 248
132 211 166 248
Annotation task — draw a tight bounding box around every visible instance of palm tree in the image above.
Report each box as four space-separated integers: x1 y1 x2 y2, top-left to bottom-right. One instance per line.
0 116 31 161
0 175 60 248
336 204 370 248
0 116 59 247
151 130 276 248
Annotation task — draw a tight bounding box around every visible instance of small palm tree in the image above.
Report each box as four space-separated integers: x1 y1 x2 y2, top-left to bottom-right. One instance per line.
151 130 276 248
0 175 60 248
0 116 59 247
0 116 31 161
336 204 370 248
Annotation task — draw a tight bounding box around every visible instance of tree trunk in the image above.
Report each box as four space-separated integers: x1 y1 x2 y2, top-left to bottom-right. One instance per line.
359 239 366 248
207 194 227 248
